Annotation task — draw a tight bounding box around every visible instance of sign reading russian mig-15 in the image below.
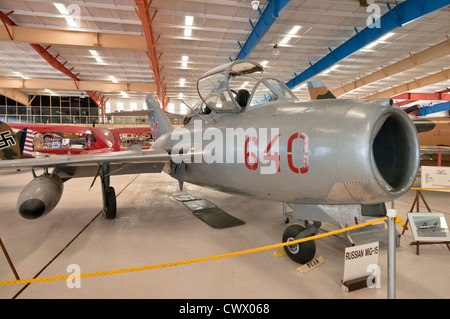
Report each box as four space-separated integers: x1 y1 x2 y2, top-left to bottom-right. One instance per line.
0 60 420 264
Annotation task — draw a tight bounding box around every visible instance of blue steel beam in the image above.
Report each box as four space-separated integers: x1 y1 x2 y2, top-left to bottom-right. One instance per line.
286 0 450 89
235 0 292 61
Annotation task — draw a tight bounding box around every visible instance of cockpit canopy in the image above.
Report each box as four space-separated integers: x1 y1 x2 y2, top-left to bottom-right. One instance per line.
197 60 298 113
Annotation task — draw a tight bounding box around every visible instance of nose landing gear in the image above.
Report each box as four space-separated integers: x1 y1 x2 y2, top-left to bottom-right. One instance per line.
282 222 321 264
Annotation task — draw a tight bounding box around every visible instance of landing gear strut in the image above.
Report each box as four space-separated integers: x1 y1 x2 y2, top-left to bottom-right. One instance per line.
282 222 321 264
101 163 117 219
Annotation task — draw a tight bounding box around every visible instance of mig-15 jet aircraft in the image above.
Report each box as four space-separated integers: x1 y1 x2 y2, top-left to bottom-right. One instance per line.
0 60 420 264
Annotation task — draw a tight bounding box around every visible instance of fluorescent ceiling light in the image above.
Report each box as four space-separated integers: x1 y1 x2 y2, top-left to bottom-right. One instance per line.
89 50 98 56
379 32 395 41
240 81 249 89
180 78 185 86
293 83 306 91
364 41 378 49
109 75 118 83
121 92 128 98
179 93 184 99
322 64 340 74
94 56 104 63
280 25 301 44
181 56 188 67
260 61 268 66
280 36 291 44
185 16 194 26
13 71 29 79
288 25 301 35
65 18 78 28
364 33 395 50
54 3 79 28
54 3 69 15
184 16 193 37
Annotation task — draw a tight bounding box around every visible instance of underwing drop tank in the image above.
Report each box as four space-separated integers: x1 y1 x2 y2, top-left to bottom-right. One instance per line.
17 174 64 219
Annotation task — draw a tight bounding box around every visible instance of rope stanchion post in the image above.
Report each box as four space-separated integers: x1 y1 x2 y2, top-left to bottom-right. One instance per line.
386 209 397 299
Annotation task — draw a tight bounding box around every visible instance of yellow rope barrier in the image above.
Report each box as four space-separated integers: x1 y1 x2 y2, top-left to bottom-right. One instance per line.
411 187 450 191
0 216 390 286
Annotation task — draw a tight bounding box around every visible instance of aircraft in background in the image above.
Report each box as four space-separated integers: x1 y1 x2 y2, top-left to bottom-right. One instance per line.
307 80 450 166
0 122 34 160
6 122 151 155
413 117 450 166
0 60 420 264
418 221 439 230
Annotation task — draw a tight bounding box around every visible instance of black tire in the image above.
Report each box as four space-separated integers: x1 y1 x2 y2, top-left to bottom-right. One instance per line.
105 186 117 219
282 224 316 264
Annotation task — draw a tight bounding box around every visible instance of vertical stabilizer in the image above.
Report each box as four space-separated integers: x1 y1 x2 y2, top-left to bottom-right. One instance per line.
145 94 173 140
0 121 22 160
307 80 336 100
17 127 35 157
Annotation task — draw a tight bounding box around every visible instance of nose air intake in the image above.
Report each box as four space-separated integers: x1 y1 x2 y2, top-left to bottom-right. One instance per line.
372 110 420 196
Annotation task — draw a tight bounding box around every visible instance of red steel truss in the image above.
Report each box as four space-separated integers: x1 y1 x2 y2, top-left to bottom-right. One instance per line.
135 0 168 110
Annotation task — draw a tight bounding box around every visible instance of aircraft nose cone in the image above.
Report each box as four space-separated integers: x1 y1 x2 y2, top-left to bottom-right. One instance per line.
19 199 46 219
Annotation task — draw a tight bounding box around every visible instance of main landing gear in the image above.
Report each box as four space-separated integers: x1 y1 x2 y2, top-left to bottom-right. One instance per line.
101 163 117 219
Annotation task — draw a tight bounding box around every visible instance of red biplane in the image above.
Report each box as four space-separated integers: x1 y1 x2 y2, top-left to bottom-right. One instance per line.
7 123 151 155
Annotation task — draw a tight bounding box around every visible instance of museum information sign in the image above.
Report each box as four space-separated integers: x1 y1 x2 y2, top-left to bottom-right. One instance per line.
343 242 379 283
421 166 450 192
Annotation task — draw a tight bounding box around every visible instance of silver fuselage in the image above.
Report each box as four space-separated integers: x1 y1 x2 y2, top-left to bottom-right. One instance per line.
153 98 419 205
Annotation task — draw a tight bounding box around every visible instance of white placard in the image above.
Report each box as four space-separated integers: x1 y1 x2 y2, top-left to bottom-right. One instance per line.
421 166 450 192
343 242 379 282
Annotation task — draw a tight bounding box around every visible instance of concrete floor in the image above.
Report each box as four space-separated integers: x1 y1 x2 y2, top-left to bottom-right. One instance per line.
0 169 449 299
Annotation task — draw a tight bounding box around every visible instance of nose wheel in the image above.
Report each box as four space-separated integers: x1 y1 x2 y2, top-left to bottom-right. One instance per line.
282 224 316 264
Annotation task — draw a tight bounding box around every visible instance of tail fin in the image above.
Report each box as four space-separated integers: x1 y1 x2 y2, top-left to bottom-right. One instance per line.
113 133 121 151
17 127 35 157
0 121 22 160
145 94 174 140
307 80 336 100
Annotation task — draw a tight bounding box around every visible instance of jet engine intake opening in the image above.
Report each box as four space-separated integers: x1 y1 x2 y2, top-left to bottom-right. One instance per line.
372 113 418 193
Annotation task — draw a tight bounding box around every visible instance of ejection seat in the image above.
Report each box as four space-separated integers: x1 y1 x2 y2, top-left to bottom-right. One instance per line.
236 89 250 108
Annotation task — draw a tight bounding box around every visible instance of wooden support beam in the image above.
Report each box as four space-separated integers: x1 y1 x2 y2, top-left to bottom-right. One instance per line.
0 25 147 50
0 78 157 93
0 88 29 105
363 69 450 100
333 38 450 97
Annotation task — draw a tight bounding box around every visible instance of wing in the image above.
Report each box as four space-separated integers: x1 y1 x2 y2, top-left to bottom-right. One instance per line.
7 123 92 135
1 146 174 220
420 146 450 166
0 147 171 179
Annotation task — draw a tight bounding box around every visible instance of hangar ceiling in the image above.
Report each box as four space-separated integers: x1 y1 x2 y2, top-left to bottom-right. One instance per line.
0 0 448 113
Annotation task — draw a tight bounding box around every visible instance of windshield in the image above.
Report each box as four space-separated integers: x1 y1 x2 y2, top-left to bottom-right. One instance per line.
197 60 263 112
249 78 299 107
197 60 298 112
197 70 236 111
